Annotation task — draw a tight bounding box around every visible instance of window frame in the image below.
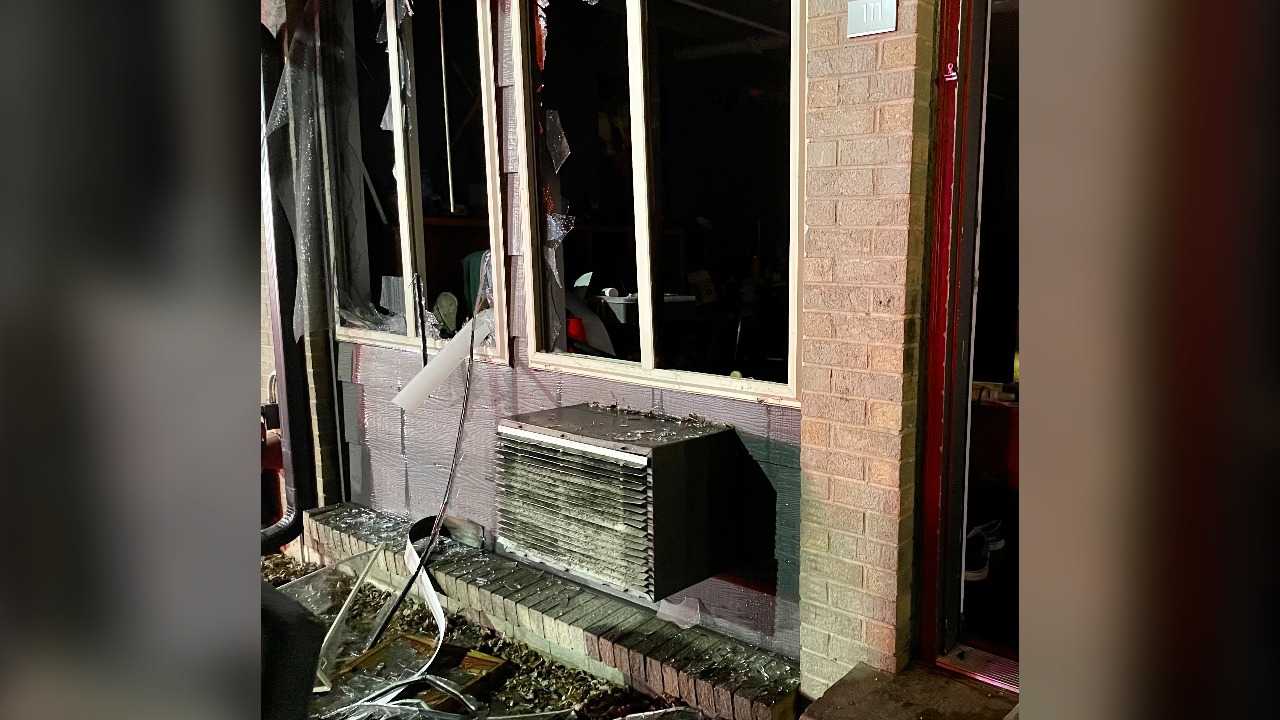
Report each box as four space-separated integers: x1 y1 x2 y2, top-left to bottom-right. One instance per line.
330 0 510 363
512 0 804 405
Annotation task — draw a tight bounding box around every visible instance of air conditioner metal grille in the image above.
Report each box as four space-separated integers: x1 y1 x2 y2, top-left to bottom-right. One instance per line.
495 404 764 601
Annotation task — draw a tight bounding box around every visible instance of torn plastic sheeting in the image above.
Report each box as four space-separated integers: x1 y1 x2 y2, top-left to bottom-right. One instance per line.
544 110 570 174
268 22 333 342
543 213 573 288
262 0 287 37
381 96 395 131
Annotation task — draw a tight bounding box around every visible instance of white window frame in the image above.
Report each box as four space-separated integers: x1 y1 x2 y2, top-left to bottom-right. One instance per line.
512 0 804 406
331 0 510 363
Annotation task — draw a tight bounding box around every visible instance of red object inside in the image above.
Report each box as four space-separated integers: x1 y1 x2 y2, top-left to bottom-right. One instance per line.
566 317 587 344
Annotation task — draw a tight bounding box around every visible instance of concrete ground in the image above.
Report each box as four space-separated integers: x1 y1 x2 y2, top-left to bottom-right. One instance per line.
800 663 1017 720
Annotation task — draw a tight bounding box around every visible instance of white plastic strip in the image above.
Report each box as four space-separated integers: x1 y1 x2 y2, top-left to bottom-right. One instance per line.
404 537 447 640
392 308 494 411
497 424 649 468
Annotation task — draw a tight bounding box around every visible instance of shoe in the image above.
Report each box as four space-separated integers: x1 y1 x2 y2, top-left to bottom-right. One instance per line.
974 519 1005 551
964 528 989 581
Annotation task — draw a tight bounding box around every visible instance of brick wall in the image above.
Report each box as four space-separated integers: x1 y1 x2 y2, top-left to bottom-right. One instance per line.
797 0 937 696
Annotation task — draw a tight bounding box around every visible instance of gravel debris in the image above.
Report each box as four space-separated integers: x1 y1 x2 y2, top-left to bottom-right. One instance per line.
262 554 676 718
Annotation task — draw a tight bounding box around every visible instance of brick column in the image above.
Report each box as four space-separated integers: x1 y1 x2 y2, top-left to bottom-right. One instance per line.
797 0 937 696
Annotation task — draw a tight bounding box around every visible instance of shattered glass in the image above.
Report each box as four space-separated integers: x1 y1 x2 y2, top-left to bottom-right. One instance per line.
544 110 571 173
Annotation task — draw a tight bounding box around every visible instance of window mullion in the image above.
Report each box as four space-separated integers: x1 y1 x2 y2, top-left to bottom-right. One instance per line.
476 0 509 359
627 0 656 370
386 3 424 340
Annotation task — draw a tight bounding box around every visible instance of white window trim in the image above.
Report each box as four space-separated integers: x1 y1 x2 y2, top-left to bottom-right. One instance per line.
332 0 510 364
512 0 804 406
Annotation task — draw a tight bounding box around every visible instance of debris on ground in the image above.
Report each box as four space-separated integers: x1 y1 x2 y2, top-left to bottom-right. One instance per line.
262 554 677 718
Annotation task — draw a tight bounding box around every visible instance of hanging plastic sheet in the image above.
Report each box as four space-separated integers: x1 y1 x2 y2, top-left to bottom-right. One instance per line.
543 213 574 289
263 5 332 342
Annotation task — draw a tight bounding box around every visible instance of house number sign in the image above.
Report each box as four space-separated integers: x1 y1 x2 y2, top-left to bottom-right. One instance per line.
847 0 898 38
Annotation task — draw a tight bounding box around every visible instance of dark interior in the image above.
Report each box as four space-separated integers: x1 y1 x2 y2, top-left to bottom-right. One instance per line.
961 3 1019 661
647 0 792 382
412 0 495 330
529 0 791 380
351 0 401 317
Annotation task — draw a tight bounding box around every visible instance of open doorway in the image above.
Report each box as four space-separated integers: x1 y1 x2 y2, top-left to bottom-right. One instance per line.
956 0 1018 660
924 0 1019 693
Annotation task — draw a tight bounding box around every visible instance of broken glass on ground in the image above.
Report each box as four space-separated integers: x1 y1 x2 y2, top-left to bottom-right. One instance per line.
262 554 682 719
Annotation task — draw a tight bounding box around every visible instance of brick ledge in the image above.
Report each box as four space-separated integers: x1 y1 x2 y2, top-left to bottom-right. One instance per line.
295 503 800 720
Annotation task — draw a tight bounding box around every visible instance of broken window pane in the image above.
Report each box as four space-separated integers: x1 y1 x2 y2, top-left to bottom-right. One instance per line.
328 0 409 334
409 1 497 338
529 0 640 361
646 0 792 383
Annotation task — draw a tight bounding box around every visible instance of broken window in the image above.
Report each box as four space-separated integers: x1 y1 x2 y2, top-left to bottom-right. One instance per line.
409 1 503 338
526 0 640 362
521 0 797 393
322 0 414 337
313 0 506 347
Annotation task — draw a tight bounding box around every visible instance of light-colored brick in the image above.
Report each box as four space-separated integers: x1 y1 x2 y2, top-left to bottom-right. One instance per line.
828 585 896 624
879 36 918 69
864 511 912 546
830 530 900 573
832 314 906 343
805 227 873 256
867 401 904 431
800 580 831 614
804 284 872 313
837 197 911 227
874 166 912 194
832 479 903 516
807 0 848 17
837 76 870 106
870 286 908 315
803 256 835 282
804 311 836 338
807 15 842 48
804 393 868 425
808 44 879 77
831 369 905 401
832 426 902 460
801 600 865 640
833 256 908 284
838 136 913 166
808 140 837 167
877 102 914 133
863 566 902 600
868 344 906 375
808 78 838 109
800 523 830 552
872 227 910 256
808 107 876 137
802 497 866 535
808 168 874 197
801 418 832 447
802 470 832 501
868 69 916 101
863 620 906 656
801 626 831 657
803 339 867 368
866 458 909 487
807 200 837 226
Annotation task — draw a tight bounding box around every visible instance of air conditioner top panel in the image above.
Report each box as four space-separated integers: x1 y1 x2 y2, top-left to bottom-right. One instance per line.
499 403 732 456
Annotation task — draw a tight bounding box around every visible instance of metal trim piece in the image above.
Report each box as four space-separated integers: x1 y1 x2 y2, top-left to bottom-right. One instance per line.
497 424 650 467
937 643 1019 693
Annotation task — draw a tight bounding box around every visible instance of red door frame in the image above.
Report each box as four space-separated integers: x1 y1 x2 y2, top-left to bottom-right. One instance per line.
918 0 984 664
